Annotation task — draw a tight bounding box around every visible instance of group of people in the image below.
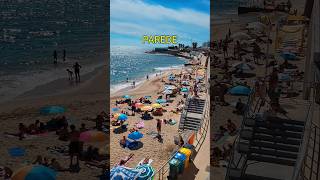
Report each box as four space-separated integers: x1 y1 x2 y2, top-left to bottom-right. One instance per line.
66 62 82 83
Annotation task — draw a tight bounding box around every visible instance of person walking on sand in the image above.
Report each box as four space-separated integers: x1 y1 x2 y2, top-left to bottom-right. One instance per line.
156 119 162 135
223 41 228 58
66 69 73 81
63 49 66 61
146 75 149 80
53 50 57 64
132 81 135 88
69 125 80 169
73 62 81 82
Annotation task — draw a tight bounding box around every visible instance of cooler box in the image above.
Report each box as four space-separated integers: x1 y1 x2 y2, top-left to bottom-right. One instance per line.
179 147 192 168
174 152 186 173
169 158 180 180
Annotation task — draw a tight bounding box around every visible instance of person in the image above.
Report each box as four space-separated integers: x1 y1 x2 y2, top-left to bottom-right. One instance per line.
63 49 66 61
228 28 231 38
43 157 50 166
226 119 237 134
223 41 228 58
126 78 129 82
69 125 80 168
66 69 73 81
79 123 88 132
179 135 184 147
156 119 161 135
120 136 126 148
146 75 149 80
53 50 57 64
131 104 136 116
133 81 136 88
234 98 245 115
50 158 69 171
73 62 82 82
18 123 27 140
33 155 44 165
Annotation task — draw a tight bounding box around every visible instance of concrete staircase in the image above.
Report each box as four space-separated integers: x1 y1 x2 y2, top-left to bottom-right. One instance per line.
179 98 206 131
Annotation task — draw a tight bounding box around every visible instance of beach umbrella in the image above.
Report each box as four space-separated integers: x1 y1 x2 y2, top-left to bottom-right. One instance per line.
12 165 56 180
110 166 142 180
151 103 162 109
181 81 190 86
123 95 132 99
113 113 121 119
156 99 167 104
164 85 177 90
281 52 296 60
181 87 189 92
135 103 144 108
117 114 128 121
8 147 25 157
136 164 155 180
163 89 173 95
229 85 252 96
128 131 143 141
232 62 254 71
231 32 250 40
39 106 65 115
112 107 120 112
278 73 291 81
140 105 153 112
79 130 107 142
247 22 267 32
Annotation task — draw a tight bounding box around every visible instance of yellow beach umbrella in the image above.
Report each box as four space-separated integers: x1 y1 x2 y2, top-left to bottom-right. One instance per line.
152 103 162 109
141 105 153 111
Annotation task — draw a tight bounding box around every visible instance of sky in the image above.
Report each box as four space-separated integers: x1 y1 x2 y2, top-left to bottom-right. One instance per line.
110 0 210 48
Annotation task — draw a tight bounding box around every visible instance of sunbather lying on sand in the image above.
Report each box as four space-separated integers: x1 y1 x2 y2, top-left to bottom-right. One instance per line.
50 158 69 172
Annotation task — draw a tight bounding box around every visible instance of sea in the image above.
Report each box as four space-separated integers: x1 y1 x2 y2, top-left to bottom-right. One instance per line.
0 0 107 103
110 46 187 94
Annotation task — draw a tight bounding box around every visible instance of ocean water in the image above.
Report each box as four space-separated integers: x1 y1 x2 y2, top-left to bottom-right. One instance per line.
0 0 106 103
110 46 187 93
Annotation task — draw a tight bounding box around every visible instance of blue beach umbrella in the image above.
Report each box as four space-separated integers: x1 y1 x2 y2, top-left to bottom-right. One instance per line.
8 147 25 157
112 107 120 112
117 114 128 121
136 165 155 180
128 131 143 141
39 106 65 115
181 87 189 92
229 85 252 96
123 95 132 99
281 52 296 60
156 99 167 104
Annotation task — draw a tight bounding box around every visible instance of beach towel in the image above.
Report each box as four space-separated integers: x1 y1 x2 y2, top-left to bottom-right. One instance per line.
110 166 142 180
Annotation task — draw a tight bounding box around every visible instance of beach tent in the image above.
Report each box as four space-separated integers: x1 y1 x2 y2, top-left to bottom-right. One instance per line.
117 114 128 121
79 130 107 142
231 32 250 40
11 165 56 180
229 85 252 96
39 106 65 115
135 164 155 180
110 166 142 180
156 99 167 104
128 131 143 141
232 62 254 71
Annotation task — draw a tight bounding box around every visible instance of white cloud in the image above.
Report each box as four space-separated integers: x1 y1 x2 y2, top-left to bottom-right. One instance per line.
111 0 209 28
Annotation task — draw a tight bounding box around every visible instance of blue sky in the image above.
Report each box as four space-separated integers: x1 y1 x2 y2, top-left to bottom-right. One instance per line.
110 0 210 48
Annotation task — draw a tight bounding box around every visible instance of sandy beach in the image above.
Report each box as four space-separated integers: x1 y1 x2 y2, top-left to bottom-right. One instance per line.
0 64 108 180
109 53 210 178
